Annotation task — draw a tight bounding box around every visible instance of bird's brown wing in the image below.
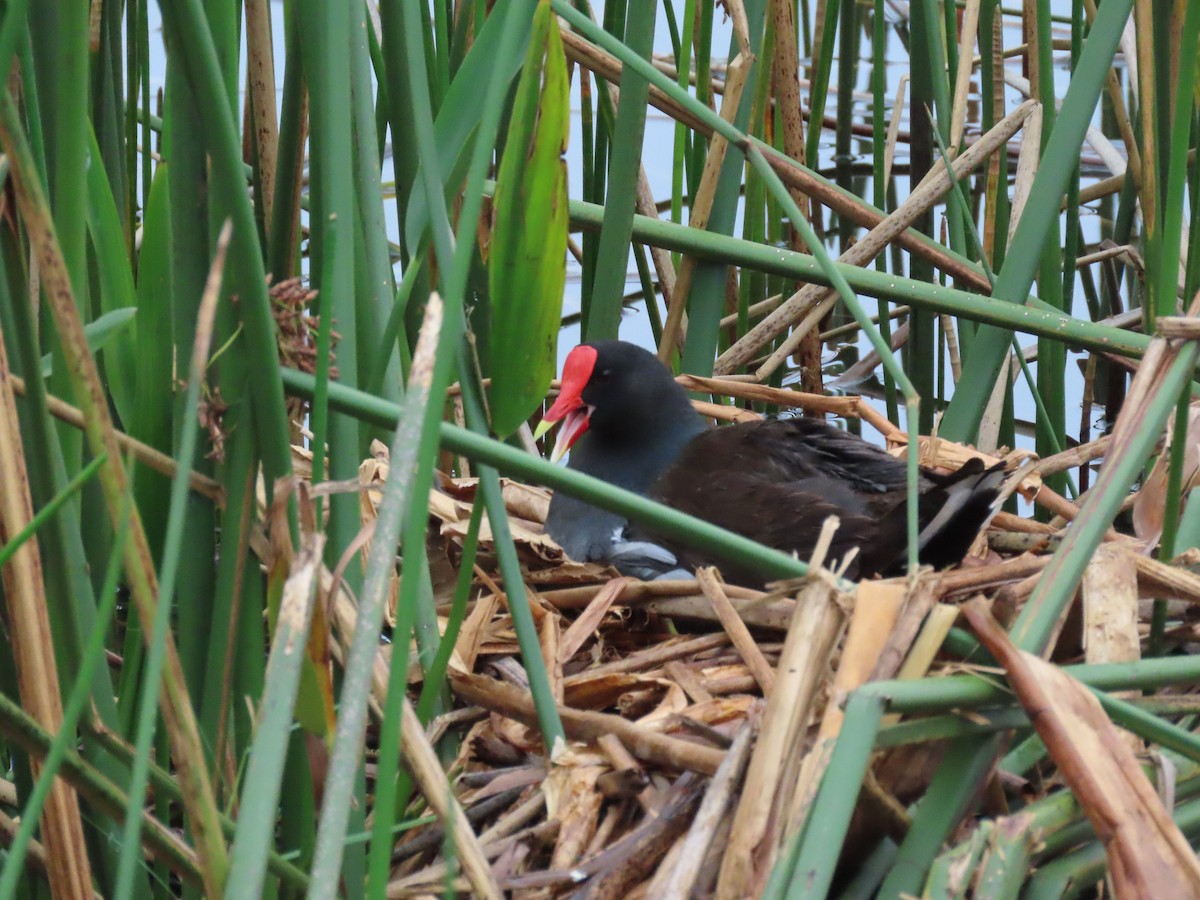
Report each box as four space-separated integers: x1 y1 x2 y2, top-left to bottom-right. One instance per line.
685 418 917 494
646 468 893 584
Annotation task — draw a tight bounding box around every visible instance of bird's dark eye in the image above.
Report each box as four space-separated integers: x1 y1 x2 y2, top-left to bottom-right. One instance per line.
595 368 614 382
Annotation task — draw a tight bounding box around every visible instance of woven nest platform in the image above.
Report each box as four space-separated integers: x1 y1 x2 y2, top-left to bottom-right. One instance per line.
275 372 1200 898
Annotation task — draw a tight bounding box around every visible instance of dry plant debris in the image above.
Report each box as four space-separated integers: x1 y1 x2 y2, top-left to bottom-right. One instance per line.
277 382 1200 897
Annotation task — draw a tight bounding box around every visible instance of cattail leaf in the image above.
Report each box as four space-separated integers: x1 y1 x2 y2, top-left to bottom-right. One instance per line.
487 0 568 438
84 132 138 426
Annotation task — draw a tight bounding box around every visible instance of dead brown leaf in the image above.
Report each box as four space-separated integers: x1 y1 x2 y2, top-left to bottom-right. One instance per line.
963 598 1200 897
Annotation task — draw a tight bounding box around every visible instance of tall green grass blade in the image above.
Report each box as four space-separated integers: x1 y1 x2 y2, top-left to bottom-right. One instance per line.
804 0 840 167
738 17 770 347
1030 0 1067 500
548 186 1156 359
378 0 419 258
310 299 445 895
690 0 714 201
681 1 767 377
268 1 305 280
136 0 151 228
300 0 362 599
904 0 941 431
416 500 485 722
670 0 697 245
431 0 452 97
92 0 127 241
84 129 137 425
367 425 450 896
489 0 568 437
1147 0 1199 649
349 0 399 402
39 309 136 378
115 225 234 898
196 419 260 782
403 0 533 249
370 2 563 884
457 337 564 746
939 0 1135 442
579 32 599 327
1151 1 1200 321
128 164 174 558
834 0 856 181
871 0 898 424
583 0 656 340
157 0 294 486
31 0 88 476
226 528 325 896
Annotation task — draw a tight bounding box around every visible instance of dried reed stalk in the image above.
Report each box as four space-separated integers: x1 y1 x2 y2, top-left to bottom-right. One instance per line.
450 672 725 775
714 576 844 898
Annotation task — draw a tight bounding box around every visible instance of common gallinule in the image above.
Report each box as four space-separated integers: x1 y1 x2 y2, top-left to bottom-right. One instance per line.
535 340 1005 585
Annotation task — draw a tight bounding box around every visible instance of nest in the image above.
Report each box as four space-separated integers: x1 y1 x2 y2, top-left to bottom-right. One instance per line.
277 379 1200 898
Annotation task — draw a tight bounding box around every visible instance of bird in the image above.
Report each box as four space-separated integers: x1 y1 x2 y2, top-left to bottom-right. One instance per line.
534 340 1006 586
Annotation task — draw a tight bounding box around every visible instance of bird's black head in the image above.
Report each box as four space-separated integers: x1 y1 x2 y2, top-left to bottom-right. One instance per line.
535 340 699 461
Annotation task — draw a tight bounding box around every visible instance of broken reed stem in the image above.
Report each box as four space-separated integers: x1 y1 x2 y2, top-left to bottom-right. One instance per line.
782 582 905 844
715 575 844 898
557 21 993 299
715 99 1036 377
562 632 732 682
644 594 799 631
696 567 776 695
660 710 759 900
397 700 503 899
450 672 725 775
540 578 762 611
658 50 752 361
7 374 224 502
387 821 561 896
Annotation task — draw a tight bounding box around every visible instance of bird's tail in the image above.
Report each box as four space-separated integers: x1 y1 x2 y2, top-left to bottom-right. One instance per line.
914 458 1007 568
